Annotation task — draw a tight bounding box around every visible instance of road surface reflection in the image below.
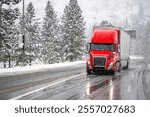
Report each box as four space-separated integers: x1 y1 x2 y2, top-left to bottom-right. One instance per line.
86 76 121 100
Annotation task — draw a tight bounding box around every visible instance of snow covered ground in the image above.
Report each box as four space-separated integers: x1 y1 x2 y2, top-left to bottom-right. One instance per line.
0 55 145 78
130 55 144 59
0 61 85 78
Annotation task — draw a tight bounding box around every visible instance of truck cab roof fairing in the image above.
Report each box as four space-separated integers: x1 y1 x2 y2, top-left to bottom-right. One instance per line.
91 29 118 44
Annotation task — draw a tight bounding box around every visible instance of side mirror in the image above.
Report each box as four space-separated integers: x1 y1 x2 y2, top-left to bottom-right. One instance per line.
86 43 91 53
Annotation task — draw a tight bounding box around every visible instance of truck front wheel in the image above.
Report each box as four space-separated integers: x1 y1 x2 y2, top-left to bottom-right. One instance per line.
117 61 121 72
110 70 115 75
87 69 91 75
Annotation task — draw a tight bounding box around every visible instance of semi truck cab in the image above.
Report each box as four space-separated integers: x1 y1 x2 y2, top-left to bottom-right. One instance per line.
86 27 130 75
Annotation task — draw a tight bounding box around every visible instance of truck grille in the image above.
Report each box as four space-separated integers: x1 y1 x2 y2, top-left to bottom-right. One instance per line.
94 57 106 67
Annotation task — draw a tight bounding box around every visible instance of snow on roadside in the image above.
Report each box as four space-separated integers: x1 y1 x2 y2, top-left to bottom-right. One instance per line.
0 61 85 78
0 55 146 78
130 55 144 60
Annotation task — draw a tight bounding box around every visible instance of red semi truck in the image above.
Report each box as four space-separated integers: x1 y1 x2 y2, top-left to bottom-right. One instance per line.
86 27 130 74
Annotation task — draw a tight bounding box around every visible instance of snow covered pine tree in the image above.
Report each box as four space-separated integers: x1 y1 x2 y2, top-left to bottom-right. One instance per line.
61 0 85 62
17 2 41 66
0 0 21 67
41 1 61 64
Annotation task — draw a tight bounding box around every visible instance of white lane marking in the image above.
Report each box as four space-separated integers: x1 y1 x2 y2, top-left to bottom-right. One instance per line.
9 73 85 100
127 85 131 93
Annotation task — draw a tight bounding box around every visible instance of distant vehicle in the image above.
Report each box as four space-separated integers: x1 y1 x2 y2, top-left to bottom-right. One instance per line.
86 27 130 74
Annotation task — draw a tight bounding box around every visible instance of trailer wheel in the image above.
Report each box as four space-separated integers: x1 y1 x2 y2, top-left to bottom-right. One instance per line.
126 60 129 69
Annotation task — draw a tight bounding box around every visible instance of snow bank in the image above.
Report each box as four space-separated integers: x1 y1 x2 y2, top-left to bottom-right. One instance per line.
0 55 146 78
130 55 144 60
0 61 85 78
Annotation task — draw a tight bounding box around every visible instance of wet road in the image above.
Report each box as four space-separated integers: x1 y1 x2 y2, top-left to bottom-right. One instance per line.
0 59 150 100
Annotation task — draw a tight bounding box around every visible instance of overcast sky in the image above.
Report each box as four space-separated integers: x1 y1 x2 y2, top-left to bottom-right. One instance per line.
16 0 149 36
17 0 140 23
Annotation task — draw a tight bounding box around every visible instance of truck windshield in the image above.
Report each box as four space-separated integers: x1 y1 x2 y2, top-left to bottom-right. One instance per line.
91 44 115 51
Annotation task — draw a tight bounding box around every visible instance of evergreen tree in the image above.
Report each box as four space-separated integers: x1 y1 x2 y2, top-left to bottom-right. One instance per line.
61 0 85 62
13 23 25 66
123 19 130 29
0 0 21 67
138 2 144 21
100 20 113 27
132 1 146 56
17 2 41 66
10 25 21 67
141 21 150 68
41 1 61 64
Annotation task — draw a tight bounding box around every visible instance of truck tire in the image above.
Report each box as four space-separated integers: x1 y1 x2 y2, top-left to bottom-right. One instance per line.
126 60 129 69
110 70 115 75
87 69 91 75
117 61 121 72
